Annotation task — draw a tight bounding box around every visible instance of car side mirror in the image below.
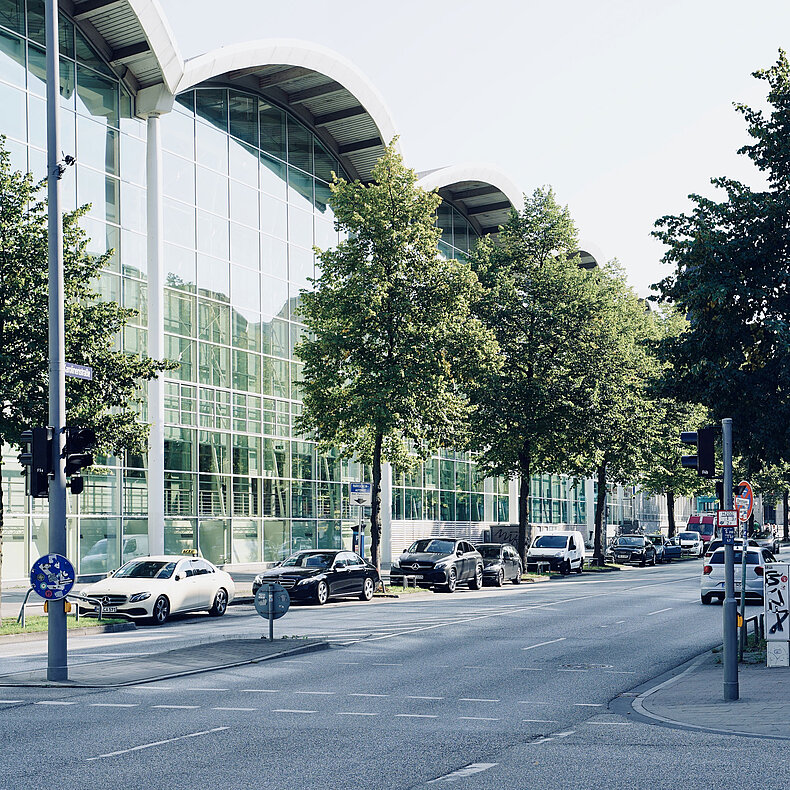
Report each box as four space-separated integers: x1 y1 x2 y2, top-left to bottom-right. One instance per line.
456 549 463 556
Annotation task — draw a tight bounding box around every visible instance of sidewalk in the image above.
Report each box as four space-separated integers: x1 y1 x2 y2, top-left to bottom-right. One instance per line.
625 651 790 739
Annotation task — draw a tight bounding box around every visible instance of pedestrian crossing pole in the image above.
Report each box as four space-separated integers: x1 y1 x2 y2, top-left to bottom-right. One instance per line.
722 418 738 701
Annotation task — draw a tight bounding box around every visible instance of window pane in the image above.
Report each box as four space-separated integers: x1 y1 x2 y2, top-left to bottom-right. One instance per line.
198 299 229 344
260 152 286 199
260 274 288 319
196 165 228 216
229 138 258 187
231 264 260 311
0 0 23 34
232 308 261 352
162 107 195 158
197 210 229 259
261 234 288 280
287 116 312 173
260 192 287 239
313 141 336 183
196 119 228 174
197 255 229 302
195 88 228 132
230 221 259 269
76 65 118 127
0 28 24 86
163 152 195 204
164 243 196 291
228 91 257 146
230 180 258 229
260 102 285 160
164 199 195 248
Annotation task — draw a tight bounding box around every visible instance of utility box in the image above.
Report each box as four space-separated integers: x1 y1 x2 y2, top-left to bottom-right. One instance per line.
764 562 790 667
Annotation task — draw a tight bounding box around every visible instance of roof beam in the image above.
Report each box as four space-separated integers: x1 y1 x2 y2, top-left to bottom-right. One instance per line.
338 137 382 155
257 66 315 88
480 225 502 235
466 200 512 216
110 41 151 65
450 185 501 201
313 105 368 126
288 80 345 103
73 0 125 20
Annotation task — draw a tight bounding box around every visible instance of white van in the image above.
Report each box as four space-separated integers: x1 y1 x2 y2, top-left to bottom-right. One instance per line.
527 531 585 574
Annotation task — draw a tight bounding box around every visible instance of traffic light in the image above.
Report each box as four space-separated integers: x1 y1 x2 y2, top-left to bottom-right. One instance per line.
680 425 716 478
18 427 53 498
63 427 96 494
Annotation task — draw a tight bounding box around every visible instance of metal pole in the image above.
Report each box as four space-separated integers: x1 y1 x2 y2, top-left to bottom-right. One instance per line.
45 0 68 683
268 584 274 641
722 418 738 700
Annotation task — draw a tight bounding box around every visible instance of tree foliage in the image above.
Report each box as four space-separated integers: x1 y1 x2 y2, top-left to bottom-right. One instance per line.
653 50 790 471
295 142 498 568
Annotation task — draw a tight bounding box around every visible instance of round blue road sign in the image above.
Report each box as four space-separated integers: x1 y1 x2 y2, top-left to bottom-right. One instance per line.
30 554 75 600
254 583 290 619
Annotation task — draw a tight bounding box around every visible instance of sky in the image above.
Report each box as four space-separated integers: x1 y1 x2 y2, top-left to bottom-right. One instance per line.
159 0 790 297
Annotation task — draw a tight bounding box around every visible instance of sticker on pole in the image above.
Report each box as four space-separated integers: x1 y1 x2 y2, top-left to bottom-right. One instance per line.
254 583 290 619
349 482 372 507
30 554 75 600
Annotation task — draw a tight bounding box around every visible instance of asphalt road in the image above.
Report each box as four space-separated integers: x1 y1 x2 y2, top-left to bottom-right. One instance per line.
1 557 785 789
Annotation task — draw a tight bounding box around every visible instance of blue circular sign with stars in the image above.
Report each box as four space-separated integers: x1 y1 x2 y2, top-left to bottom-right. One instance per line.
30 554 76 601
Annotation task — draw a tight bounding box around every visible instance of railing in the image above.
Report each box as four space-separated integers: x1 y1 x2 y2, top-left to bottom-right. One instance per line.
16 588 105 629
740 612 765 658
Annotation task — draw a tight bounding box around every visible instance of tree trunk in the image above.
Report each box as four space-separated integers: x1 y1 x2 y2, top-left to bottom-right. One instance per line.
666 490 676 538
369 432 383 571
593 462 607 564
517 444 532 567
783 489 789 543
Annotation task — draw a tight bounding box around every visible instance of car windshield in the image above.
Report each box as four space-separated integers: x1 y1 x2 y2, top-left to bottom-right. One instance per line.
408 539 455 554
477 546 503 559
647 536 664 545
616 537 643 547
534 536 568 548
281 552 335 568
700 524 715 536
114 560 176 579
678 532 699 540
710 551 760 565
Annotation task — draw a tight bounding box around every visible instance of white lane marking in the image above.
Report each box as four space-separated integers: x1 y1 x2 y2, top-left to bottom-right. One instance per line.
647 607 673 616
459 698 500 703
0 700 22 704
522 719 558 723
337 711 378 716
396 713 438 718
294 691 335 695
463 665 486 669
89 703 139 708
86 726 228 761
428 762 498 783
241 689 279 693
522 637 566 651
190 688 228 692
372 662 402 666
338 662 360 665
271 709 317 714
282 660 312 664
349 693 389 697
574 703 604 707
213 707 256 712
532 737 553 744
516 667 544 671
615 620 626 624
587 721 632 725
407 696 444 700
605 670 637 674
459 716 500 721
131 686 173 690
151 705 199 709
35 701 76 705
555 731 576 737
557 669 587 672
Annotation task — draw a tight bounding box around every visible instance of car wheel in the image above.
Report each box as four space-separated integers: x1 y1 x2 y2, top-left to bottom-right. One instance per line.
443 567 458 593
315 580 329 605
470 565 483 590
640 557 646 567
701 593 713 605
576 559 583 574
360 577 374 601
650 554 656 566
495 568 505 587
561 560 570 575
151 595 170 625
512 564 523 584
209 588 228 617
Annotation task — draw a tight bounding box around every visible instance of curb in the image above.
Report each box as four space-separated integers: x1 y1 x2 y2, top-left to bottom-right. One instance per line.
0 621 136 645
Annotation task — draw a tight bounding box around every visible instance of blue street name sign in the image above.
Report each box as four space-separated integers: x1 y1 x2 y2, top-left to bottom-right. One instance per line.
30 554 75 600
349 482 372 507
721 526 735 545
64 362 93 380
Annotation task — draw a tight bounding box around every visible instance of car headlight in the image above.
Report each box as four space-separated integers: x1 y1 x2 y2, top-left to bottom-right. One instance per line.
296 577 314 585
254 575 265 584
390 562 400 570
554 552 564 558
434 560 450 569
128 592 150 603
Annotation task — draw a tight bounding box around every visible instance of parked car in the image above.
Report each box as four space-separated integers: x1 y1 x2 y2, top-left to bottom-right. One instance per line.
703 537 759 561
677 530 704 557
526 531 585 574
661 537 683 562
79 556 235 625
686 515 716 554
610 535 657 566
253 550 379 605
390 538 483 592
753 529 780 554
645 534 668 563
700 546 777 605
474 543 523 586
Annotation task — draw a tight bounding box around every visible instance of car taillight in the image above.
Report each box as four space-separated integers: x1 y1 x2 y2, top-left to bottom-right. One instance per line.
755 566 764 577
703 565 713 575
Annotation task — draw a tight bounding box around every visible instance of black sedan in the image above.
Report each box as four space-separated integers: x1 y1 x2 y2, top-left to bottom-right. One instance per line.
252 550 379 605
474 542 523 586
611 535 657 566
389 538 483 593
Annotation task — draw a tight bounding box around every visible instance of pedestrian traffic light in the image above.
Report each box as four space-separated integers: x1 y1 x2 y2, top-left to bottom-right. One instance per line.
18 427 53 498
63 427 96 494
680 425 716 478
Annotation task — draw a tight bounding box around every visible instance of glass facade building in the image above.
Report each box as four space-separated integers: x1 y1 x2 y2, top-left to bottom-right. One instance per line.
0 2 654 581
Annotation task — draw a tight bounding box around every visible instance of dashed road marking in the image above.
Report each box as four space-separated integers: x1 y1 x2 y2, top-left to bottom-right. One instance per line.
151 705 199 710
89 703 139 708
396 713 438 718
647 607 673 616
241 689 279 693
522 719 557 723
0 700 22 704
35 701 76 705
213 707 256 712
574 703 604 707
406 696 443 700
294 691 335 695
522 637 566 651
459 698 499 703
349 693 388 697
428 762 498 783
459 716 500 721
271 709 317 714
86 727 228 761
337 711 378 716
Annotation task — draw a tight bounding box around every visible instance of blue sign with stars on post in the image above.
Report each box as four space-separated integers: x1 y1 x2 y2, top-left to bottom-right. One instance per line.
30 554 75 600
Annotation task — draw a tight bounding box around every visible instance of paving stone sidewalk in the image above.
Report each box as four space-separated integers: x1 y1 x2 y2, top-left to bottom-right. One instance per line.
632 652 790 739
0 637 329 688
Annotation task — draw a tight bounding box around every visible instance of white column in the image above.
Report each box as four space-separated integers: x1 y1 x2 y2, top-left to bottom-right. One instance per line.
381 462 393 568
146 111 165 555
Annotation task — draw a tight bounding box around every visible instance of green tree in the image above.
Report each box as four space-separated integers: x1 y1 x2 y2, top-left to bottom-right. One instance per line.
295 142 497 570
574 265 656 563
653 51 790 471
0 139 174 618
752 462 790 541
466 187 603 565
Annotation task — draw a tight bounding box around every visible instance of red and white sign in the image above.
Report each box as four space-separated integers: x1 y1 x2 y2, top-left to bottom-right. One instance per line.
717 510 738 527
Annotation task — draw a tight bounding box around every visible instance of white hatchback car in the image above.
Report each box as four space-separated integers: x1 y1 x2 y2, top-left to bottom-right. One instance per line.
700 546 776 605
677 530 704 557
79 555 235 625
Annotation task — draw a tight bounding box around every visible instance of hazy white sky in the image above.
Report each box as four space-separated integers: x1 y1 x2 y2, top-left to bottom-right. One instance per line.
159 0 789 296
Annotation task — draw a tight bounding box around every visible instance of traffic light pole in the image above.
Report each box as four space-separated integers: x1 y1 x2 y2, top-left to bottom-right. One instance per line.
46 0 68 682
722 417 738 701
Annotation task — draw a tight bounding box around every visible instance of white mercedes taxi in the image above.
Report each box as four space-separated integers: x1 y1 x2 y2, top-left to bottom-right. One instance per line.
79 555 235 625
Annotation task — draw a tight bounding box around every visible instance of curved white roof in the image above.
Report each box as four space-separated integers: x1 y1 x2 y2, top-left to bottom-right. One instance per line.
175 39 399 183
575 240 607 269
417 164 524 237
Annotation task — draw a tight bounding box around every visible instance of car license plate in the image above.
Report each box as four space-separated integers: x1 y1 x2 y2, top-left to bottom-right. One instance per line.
95 605 117 613
413 575 423 579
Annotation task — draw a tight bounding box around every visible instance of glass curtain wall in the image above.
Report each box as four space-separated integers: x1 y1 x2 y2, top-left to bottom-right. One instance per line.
0 0 148 579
